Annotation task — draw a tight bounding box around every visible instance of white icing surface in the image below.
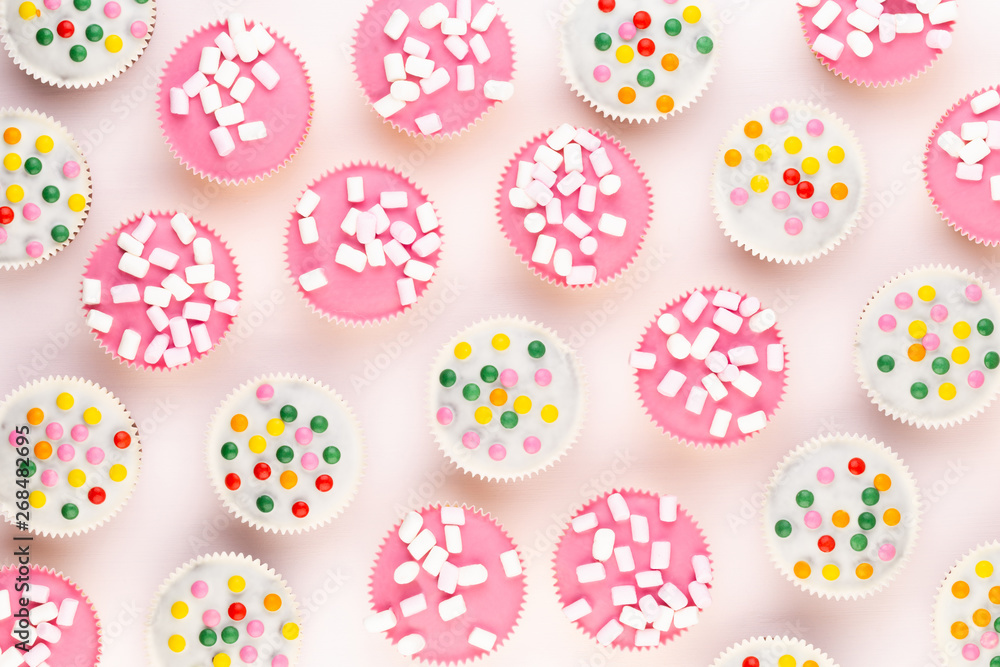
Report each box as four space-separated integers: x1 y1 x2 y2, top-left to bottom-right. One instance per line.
429 317 584 480
855 266 1000 428
711 102 865 263
763 435 919 599
933 542 1000 667
712 636 838 667
0 377 140 537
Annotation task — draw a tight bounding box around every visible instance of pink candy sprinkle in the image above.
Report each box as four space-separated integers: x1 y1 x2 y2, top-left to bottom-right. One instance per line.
499 369 518 388
0 228 7 244
240 646 258 663
462 432 480 449
877 314 896 332
71 425 88 442
771 192 790 210
967 284 983 302
247 620 264 637
618 22 637 40
256 384 274 401
535 369 552 387
8 431 19 446
806 119 825 136
593 65 611 83
272 656 289 667
895 292 913 309
294 427 312 445
730 187 749 206
40 470 57 487
969 370 985 389
878 544 896 561
803 511 821 529
982 631 999 650
22 204 40 221
46 422 63 440
300 452 319 471
523 436 541 454
57 444 74 461
44 0 60 8
131 21 148 38
63 161 80 178
26 242 43 258
103 1 120 18
488 444 506 461
202 609 220 627
962 644 980 661
923 333 941 352
784 217 803 236
770 106 789 124
930 304 949 322
85 447 104 464
816 466 834 484
811 201 829 219
191 580 209 598
436 407 453 426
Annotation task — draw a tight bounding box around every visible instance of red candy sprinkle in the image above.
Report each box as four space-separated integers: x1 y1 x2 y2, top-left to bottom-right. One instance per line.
57 20 74 38
228 603 246 621
743 659 760 667
253 462 271 480
637 38 655 56
315 475 333 492
848 457 866 475
113 431 131 449
87 487 106 504
0 207 13 225
818 535 836 552
633 11 651 28
291 501 309 518
783 168 800 186
225 473 241 490
796 181 814 199
598 0 615 11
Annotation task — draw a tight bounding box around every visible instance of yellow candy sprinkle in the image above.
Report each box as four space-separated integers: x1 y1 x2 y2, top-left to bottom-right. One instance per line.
513 396 532 414
744 121 762 139
18 2 36 20
281 623 299 640
883 508 900 526
682 5 701 23
228 576 246 593
793 561 810 578
952 621 969 639
777 656 796 667
34 442 51 459
28 491 45 508
830 182 848 200
939 383 957 400
83 407 101 425
3 128 20 144
6 185 24 203
724 149 741 167
832 510 849 528
168 635 186 653
954 321 971 339
67 469 86 488
856 563 873 580
754 144 772 162
784 137 802 154
802 157 820 175
249 435 267 454
489 388 507 406
953 346 970 364
266 418 285 436
989 586 1000 604
750 175 769 193
4 153 21 171
474 407 492 424
170 601 188 619
918 285 936 301
26 408 43 425
105 35 123 53
68 193 86 212
56 392 74 410
828 145 845 163
280 470 297 489
231 414 248 432
213 655 231 667
656 95 674 114
618 87 636 104
615 45 634 64
540 405 558 423
908 320 927 339
109 464 127 482
35 136 53 153
492 334 510 350
974 608 992 627
821 564 840 580
454 342 471 359
977 561 995 578
953 581 970 598
873 474 891 491
264 594 282 612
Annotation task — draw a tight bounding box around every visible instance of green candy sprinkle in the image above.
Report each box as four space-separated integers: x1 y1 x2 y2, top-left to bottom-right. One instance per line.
986 352 1000 370
85 24 103 42
199 629 217 647
991 657 1000 667
696 36 714 54
594 32 612 51
795 490 814 508
61 503 78 520
24 157 42 175
528 341 546 358
877 355 895 372
500 411 518 429
850 534 868 551
19 459 36 477
932 357 950 375
280 405 297 422
276 445 294 464
221 442 238 460
858 512 876 530
480 365 498 383
41 186 59 203
979 319 995 336
664 18 682 36
994 618 1000 633
221 626 239 644
774 520 792 538
439 369 457 387
323 446 341 464
134 0 149 4
637 69 655 87
74 0 91 9
462 383 480 401
69 45 87 62
36 29 53 46
51 225 69 243
256 495 274 513
861 487 880 506
310 415 328 433
910 382 928 399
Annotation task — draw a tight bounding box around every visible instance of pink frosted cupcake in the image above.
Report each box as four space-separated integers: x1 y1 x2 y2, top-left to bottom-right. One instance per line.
925 86 1000 245
553 489 713 649
352 0 516 137
81 211 242 370
496 124 652 287
157 14 313 183
366 503 526 662
0 564 101 666
631 287 788 447
284 164 443 325
799 0 956 86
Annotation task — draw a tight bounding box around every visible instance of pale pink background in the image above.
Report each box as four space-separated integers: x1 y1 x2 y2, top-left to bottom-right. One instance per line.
1 1 1000 666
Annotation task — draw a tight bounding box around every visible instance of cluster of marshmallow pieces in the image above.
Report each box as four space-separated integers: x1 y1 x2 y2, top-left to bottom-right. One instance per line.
364 507 522 657
0 585 81 667
169 14 281 156
377 1 513 134
630 290 783 438
804 0 956 61
508 124 627 286
563 494 713 648
83 214 240 368
936 90 1000 201
294 179 441 308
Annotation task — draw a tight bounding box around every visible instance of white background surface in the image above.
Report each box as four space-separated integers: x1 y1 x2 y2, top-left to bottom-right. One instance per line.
1 0 999 665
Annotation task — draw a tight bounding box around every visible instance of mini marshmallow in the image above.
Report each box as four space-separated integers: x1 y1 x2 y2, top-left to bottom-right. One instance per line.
705 350 728 373
374 94 406 118
615 546 636 572
412 233 441 257
397 634 425 656
631 515 650 543
111 283 140 304
572 512 599 532
658 582 688 610
598 213 627 237
118 331 141 363
737 410 767 434
656 369 686 397
567 266 597 287
929 1 957 24
593 528 615 562
384 53 406 82
660 495 677 522
397 277 417 306
404 260 434 281
689 582 712 609
381 191 409 209
712 290 741 310
405 56 435 78
719 364 740 382
399 511 423 542
143 286 171 308
209 126 235 157
991 175 1000 202
658 313 680 334
895 12 924 32
685 385 708 415
962 122 989 141
366 239 386 268
879 13 896 42
500 550 522 577
29 602 58 625
55 598 78 626
444 526 465 555
973 90 1000 115
416 202 439 232
667 333 691 360
408 528 437 560
608 492 630 521
635 628 661 647
364 609 397 633
230 76 255 103
421 68 451 96
692 554 713 583
469 34 491 63
385 240 411 266
441 17 468 35
400 593 427 617
251 60 280 90
847 9 879 32
526 180 554 206
578 184 597 212
199 46 221 75
470 2 498 31
813 33 845 59
391 80 421 102
546 198 563 225
422 546 449 576
468 627 497 651
118 253 150 279
650 541 671 569
711 409 733 438
523 212 546 234
419 2 448 28
553 248 572 277
847 30 874 57
483 80 514 101
589 147 614 177
117 232 144 256
0 648 21 667
766 344 784 371
749 309 777 332
682 291 709 321
182 71 209 97
599 174 621 195
233 31 258 62
547 123 577 150
169 316 191 348
170 87 189 115
214 299 240 316
215 103 244 127
702 374 728 401
673 607 699 629
82 278 102 305
22 644 50 667
638 595 660 622
214 32 237 60
457 564 489 587
636 570 664 589
618 605 644 629
204 281 231 301
404 36 431 58
192 324 212 352
596 620 624 646
728 345 758 366
250 23 275 54
580 236 598 256
732 370 762 397
811 1 842 29
690 327 720 360
185 264 215 284
937 130 965 158
713 308 743 333
297 217 319 245
183 302 212 322
335 244 368 273
383 9 409 39
563 213 592 239
438 561 458 594
200 83 222 114
146 305 169 331
457 0 471 20
438 595 467 621
416 113 443 134
577 562 607 583
35 622 60 644
926 29 952 49
557 171 585 195
531 234 556 264
444 35 469 60
456 64 475 91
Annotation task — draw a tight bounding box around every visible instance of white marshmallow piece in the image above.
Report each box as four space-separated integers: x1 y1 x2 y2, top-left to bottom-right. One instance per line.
847 30 874 57
618 605 644 630
397 634 425 657
847 9 879 32
214 32 237 60
209 126 235 157
110 283 140 304
593 528 615 562
737 410 768 434
576 562 607 583
383 9 409 40
169 87 189 115
631 515 649 543
483 80 514 101
118 253 150 279
400 593 427 618
937 130 965 158
929 1 957 24
711 409 733 437
926 29 952 49
416 114 442 134
608 492 630 521
456 64 475 91
199 46 221 75
531 234 556 264
879 13 896 42
991 175 1000 202
767 344 785 371
813 33 844 60
660 495 677 522
419 2 448 28
682 291 709 322
182 71 209 97
55 598 78 626
471 3 497 31
811 1 842 29
468 627 497 651
364 609 397 633
215 103 245 127
82 278 102 305
230 76 255 103
690 327 720 360
298 268 327 292
693 554 713 583
973 90 1000 115
597 213 626 237
615 546 636 572
500 550 522 577
656 369 686 397
438 595 467 621
457 564 489 586
251 60 280 90
962 122 989 141
895 13 924 33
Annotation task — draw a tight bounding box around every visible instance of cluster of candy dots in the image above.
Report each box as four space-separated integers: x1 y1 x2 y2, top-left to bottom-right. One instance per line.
221 383 339 520
437 333 557 462
2 125 85 255
875 283 996 401
165 576 296 666
725 106 849 237
21 392 132 519
739 656 820 667
18 0 150 62
774 455 901 582
592 1 713 114
948 559 1000 663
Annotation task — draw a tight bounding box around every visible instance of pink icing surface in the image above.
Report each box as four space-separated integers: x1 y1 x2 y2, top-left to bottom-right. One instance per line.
285 164 442 324
353 0 515 136
634 288 787 447
799 0 955 86
369 505 525 662
553 489 711 648
0 565 101 666
157 20 313 184
81 212 241 370
497 130 651 287
925 87 1000 245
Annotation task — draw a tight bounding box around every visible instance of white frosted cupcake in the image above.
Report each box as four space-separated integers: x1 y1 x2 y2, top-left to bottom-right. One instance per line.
933 542 1000 666
711 636 839 667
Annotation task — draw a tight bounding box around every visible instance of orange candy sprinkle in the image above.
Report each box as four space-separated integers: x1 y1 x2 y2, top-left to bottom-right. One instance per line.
26 408 43 425
231 414 248 432
744 121 762 139
618 87 636 104
908 344 925 362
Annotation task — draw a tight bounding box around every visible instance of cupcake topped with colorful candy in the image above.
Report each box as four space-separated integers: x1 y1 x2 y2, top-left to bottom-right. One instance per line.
711 636 839 667
933 542 1000 666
